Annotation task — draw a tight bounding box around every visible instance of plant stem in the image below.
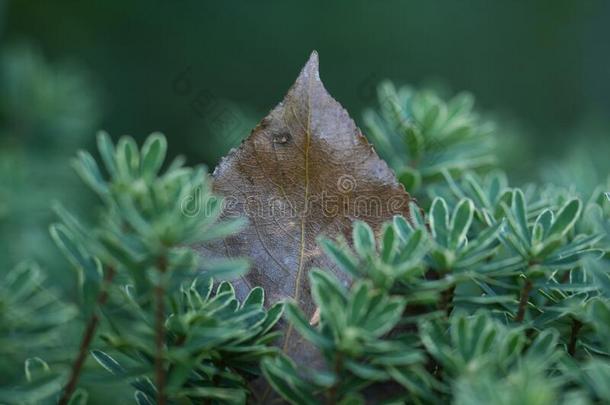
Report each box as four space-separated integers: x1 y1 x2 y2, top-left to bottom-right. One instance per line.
155 256 168 405
59 267 115 405
568 317 583 356
515 278 533 323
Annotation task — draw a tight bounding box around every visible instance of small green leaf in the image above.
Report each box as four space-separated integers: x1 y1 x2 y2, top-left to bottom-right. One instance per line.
534 209 554 238
531 222 544 247
547 199 582 239
140 132 167 178
96 130 117 177
430 197 450 246
134 391 154 405
242 286 264 309
353 221 376 257
393 215 413 240
72 151 108 196
116 136 140 178
380 223 396 263
449 198 474 249
511 189 530 242
462 220 502 256
261 302 285 334
409 201 426 228
284 302 333 350
217 280 235 297
91 350 125 375
320 237 359 277
24 357 50 382
347 282 370 325
464 173 491 210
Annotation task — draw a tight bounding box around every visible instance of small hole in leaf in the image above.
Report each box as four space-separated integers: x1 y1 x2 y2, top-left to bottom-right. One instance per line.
272 132 291 145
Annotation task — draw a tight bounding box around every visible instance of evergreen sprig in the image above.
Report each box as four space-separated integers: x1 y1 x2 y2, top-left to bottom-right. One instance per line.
92 278 283 404
363 82 496 196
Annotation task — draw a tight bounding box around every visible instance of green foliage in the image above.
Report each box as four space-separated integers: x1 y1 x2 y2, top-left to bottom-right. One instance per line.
261 83 610 404
265 187 610 403
422 312 567 405
363 82 495 196
2 79 610 405
92 279 283 404
262 266 434 404
58 131 246 293
51 132 282 404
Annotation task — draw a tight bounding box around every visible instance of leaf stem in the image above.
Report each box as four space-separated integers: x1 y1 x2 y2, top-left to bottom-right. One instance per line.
155 256 168 405
59 266 115 405
515 278 533 323
568 317 583 356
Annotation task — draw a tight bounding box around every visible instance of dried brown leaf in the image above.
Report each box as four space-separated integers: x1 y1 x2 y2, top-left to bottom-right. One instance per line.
198 51 411 364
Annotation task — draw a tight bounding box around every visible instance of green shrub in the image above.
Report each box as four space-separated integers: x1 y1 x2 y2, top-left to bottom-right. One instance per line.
1 82 609 405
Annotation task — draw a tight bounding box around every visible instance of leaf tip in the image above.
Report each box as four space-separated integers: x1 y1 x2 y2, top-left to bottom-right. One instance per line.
300 50 320 79
307 49 319 66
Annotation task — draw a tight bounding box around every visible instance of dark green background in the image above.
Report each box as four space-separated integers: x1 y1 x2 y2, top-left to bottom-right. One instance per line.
3 0 610 166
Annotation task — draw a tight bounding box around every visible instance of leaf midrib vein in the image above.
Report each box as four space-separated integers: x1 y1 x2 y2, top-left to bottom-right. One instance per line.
284 75 313 351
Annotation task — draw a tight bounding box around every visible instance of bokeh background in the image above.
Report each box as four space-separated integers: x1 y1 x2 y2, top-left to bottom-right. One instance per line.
1 0 610 279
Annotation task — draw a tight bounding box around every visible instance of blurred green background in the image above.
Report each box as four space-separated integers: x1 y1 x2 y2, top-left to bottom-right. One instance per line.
1 0 610 275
